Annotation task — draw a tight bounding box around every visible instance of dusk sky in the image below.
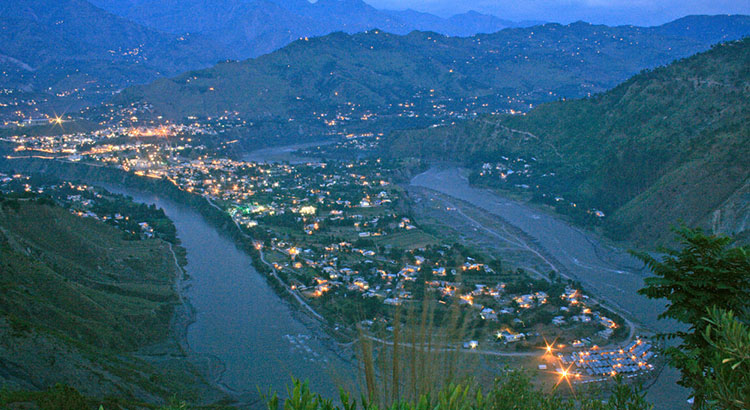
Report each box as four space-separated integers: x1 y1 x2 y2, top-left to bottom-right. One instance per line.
364 0 750 26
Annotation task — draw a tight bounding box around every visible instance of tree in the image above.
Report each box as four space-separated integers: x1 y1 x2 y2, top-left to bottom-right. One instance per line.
634 227 750 407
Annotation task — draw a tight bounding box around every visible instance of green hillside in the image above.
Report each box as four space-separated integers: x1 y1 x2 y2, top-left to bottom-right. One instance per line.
112 16 750 126
387 38 749 247
0 197 219 405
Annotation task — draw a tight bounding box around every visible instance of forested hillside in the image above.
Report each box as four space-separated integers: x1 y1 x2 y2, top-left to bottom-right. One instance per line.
388 38 749 246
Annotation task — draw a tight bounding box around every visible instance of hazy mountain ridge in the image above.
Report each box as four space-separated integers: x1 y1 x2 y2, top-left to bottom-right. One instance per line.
88 0 533 59
387 38 750 246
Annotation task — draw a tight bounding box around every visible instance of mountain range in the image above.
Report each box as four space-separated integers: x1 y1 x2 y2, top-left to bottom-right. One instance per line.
2 0 748 124
110 15 750 130
387 38 750 247
87 0 539 59
0 0 227 114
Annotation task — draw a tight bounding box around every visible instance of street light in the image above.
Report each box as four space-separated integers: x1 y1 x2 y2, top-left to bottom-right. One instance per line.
554 362 576 394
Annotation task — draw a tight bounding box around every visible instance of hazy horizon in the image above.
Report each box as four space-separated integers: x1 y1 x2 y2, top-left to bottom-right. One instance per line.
361 0 750 26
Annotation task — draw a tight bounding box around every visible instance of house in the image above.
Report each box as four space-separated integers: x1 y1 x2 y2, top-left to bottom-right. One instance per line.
497 330 524 343
480 308 498 321
463 340 479 349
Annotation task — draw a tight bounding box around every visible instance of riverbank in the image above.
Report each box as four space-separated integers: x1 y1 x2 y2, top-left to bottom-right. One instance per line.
0 186 228 407
0 153 685 408
0 156 358 403
408 165 689 410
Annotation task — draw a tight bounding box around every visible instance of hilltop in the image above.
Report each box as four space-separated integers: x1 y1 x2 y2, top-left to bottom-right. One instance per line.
111 16 750 129
387 38 750 247
0 0 225 112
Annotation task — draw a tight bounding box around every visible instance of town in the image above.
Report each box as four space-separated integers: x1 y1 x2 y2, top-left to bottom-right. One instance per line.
1 120 656 385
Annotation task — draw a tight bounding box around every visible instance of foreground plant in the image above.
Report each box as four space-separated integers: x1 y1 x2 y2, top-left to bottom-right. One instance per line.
634 227 750 408
266 374 651 410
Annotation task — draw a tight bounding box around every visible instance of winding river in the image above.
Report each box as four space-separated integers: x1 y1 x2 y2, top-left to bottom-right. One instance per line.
0 146 687 408
101 186 355 404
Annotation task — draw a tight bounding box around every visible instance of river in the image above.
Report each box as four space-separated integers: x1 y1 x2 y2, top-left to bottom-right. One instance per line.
242 140 335 164
410 166 688 409
100 185 355 405
1 147 687 408
236 145 689 409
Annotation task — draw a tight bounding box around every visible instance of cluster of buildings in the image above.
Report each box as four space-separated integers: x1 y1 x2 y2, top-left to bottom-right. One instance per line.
477 158 606 220
0 174 165 240
558 338 655 381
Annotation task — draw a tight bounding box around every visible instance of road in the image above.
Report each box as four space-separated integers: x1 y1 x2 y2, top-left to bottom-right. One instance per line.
358 335 538 358
206 196 326 322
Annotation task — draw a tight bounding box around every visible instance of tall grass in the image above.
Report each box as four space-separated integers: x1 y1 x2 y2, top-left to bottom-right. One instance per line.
357 291 479 408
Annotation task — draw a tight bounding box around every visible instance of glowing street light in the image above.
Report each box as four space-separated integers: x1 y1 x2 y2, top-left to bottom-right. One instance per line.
541 336 557 356
554 362 576 393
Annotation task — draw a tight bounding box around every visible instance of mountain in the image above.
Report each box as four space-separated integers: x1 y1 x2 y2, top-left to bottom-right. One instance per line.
111 16 750 133
0 0 226 112
653 14 750 42
87 0 531 59
387 38 750 247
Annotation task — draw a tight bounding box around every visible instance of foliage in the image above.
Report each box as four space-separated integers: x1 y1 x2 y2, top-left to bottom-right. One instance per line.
634 227 750 407
265 374 652 410
157 396 190 410
700 308 750 410
0 384 90 410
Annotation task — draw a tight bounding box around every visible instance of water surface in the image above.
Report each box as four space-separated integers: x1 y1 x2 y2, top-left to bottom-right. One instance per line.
102 185 354 401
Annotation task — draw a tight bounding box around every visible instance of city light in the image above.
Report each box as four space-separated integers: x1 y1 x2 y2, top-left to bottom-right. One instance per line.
541 337 557 356
554 362 576 393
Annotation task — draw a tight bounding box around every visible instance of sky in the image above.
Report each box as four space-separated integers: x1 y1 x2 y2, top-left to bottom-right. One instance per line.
364 0 750 26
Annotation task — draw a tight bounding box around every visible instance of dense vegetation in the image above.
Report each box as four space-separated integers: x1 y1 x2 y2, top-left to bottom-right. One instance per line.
635 228 750 408
388 38 750 247
113 16 750 124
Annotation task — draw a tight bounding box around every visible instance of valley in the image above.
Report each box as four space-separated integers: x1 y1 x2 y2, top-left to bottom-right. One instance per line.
0 136 674 408
0 3 747 409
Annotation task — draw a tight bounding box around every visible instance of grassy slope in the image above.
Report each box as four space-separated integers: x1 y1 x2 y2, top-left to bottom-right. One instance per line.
113 16 750 121
0 200 215 404
388 38 749 247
